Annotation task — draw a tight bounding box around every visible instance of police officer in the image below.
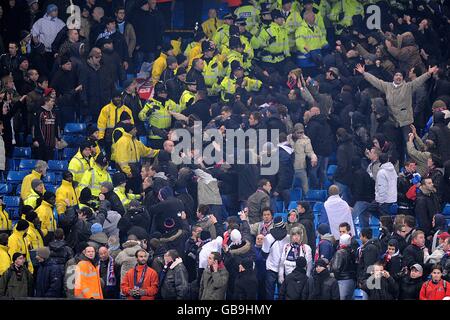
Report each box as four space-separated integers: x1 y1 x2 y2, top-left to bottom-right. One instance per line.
212 13 236 52
234 0 261 35
179 77 197 113
201 41 225 97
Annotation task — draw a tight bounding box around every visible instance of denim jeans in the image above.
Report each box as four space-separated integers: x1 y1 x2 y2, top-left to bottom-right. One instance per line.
292 169 309 194
361 202 394 227
309 156 328 189
335 181 352 204
338 279 356 300
353 201 371 228
265 270 278 300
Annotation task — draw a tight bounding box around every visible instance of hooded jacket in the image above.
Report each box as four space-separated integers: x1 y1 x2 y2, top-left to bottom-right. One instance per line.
31 14 65 52
375 162 398 204
278 266 308 300
115 240 143 280
8 227 33 273
306 269 340 300
0 264 33 298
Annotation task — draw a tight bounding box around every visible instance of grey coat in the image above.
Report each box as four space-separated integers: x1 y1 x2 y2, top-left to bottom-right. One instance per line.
363 71 430 127
199 266 229 300
247 189 271 224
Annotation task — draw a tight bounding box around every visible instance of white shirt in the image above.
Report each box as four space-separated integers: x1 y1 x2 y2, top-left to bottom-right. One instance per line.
262 233 290 273
198 236 223 269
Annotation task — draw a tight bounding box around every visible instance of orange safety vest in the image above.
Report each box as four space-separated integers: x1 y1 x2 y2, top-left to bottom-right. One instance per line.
74 260 104 299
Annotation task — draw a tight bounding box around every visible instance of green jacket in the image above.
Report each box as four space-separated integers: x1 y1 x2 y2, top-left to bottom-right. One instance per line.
0 265 33 298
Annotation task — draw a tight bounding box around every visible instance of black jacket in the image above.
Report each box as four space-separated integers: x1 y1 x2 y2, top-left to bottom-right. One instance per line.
160 260 190 300
182 98 212 126
391 232 408 254
149 197 185 234
398 274 423 300
402 244 425 268
361 275 399 300
335 134 355 186
130 7 164 52
298 210 316 254
104 190 125 216
305 114 333 157
223 241 255 299
306 270 340 300
166 77 184 102
81 61 115 114
35 259 65 298
331 247 357 280
234 154 259 202
274 146 294 192
428 116 450 163
350 168 375 204
234 269 258 300
122 91 145 136
357 239 381 282
186 67 206 90
278 267 309 300
415 189 441 236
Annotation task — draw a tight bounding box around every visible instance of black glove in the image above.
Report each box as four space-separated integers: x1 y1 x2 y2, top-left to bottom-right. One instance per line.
268 36 276 45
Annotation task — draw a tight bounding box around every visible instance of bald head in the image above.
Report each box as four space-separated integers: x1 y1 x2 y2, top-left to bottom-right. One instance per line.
329 185 340 196
310 107 320 116
163 140 175 153
92 7 104 21
98 246 109 261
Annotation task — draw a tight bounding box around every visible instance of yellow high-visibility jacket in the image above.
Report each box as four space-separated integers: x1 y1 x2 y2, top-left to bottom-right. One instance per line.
97 103 134 140
21 170 45 201
202 17 223 38
8 227 33 273
178 90 196 113
251 22 290 63
55 179 80 214
139 98 177 139
151 52 167 85
23 189 41 209
79 162 112 197
114 186 141 209
25 223 44 251
114 132 159 176
0 244 11 275
35 200 57 237
220 76 262 102
68 151 92 184
0 206 12 233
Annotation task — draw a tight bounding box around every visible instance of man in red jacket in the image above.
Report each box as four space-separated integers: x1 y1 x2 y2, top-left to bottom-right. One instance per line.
420 264 450 300
121 249 159 300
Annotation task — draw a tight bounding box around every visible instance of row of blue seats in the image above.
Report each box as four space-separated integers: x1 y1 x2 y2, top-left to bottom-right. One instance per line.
1 171 63 186
8 147 77 162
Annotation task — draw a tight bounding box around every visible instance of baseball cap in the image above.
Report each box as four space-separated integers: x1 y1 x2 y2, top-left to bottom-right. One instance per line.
411 264 423 273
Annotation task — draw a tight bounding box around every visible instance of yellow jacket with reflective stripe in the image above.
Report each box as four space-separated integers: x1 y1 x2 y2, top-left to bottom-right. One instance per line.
187 42 203 69
21 170 45 201
139 98 175 134
23 188 41 209
212 24 230 51
224 49 245 76
178 90 196 113
202 17 223 38
151 52 167 85
202 55 225 95
114 132 159 175
68 151 91 184
25 223 44 250
234 5 260 35
220 76 262 102
8 227 33 273
97 103 134 139
284 10 303 50
221 36 254 70
56 179 80 214
114 186 141 209
0 206 12 232
79 162 112 197
329 0 364 29
252 22 290 63
295 20 328 54
35 200 57 237
0 244 11 276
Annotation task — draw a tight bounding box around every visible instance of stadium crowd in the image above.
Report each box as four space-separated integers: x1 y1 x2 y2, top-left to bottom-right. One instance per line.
0 0 450 300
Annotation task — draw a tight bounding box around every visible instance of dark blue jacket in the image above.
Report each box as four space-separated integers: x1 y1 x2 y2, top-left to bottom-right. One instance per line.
35 258 65 298
317 236 335 262
274 146 294 192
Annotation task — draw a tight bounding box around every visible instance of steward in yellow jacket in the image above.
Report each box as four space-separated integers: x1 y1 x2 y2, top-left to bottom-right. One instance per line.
185 32 207 69
21 161 47 201
8 220 33 273
201 41 225 96
0 202 12 234
202 8 223 38
138 83 176 140
113 125 159 177
295 12 328 68
68 140 93 184
178 78 197 113
251 10 290 64
35 192 57 240
24 211 44 251
112 172 140 209
56 172 80 215
97 91 134 142
151 43 175 85
220 62 262 103
212 13 235 51
224 37 248 76
234 0 260 35
79 153 112 198
328 0 364 34
23 179 44 209
0 241 11 275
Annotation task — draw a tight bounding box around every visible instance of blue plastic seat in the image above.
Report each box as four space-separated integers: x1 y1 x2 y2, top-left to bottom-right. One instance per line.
19 159 38 171
44 184 57 194
371 227 380 238
389 203 398 215
289 188 302 202
304 190 327 202
139 136 148 146
12 147 31 159
8 208 20 220
15 184 21 196
3 196 20 207
275 201 284 213
369 216 380 227
274 212 288 222
326 165 337 178
353 288 364 300
42 172 56 184
63 148 77 160
313 202 323 213
287 201 297 211
7 171 28 184
48 160 69 172
442 204 450 216
64 123 86 134
0 183 11 195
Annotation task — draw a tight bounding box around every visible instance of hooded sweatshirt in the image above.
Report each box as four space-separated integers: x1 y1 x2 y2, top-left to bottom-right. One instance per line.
375 162 398 203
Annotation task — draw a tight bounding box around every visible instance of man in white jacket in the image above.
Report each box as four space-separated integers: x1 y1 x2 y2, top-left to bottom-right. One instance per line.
319 185 355 241
31 4 65 53
362 153 398 226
